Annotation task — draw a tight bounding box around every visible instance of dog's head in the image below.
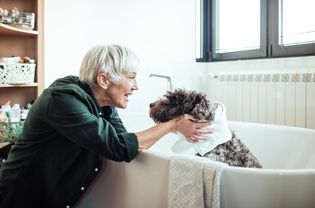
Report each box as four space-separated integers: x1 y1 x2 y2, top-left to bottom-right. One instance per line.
149 89 215 123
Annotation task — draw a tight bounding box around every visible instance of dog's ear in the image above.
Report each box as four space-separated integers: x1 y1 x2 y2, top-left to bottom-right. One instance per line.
191 104 204 120
189 91 214 120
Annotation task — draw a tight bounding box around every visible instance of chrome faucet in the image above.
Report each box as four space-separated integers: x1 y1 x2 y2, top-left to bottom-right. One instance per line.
148 73 174 91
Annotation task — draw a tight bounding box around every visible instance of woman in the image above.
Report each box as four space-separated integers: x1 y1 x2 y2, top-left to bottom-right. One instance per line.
0 45 211 208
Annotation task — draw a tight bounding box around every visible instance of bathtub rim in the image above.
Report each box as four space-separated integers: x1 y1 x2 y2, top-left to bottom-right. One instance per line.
144 149 315 174
228 120 315 133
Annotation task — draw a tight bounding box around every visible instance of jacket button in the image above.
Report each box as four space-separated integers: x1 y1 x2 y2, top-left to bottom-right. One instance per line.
66 206 70 208
99 112 102 116
81 187 85 191
95 168 99 172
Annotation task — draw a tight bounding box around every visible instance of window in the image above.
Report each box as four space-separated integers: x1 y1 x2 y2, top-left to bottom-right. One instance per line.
196 0 315 61
215 0 260 53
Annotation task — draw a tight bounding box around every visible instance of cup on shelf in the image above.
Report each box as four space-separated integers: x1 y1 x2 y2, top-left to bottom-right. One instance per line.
1 56 21 63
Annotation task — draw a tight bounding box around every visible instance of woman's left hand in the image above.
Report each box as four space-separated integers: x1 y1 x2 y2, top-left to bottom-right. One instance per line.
174 114 213 143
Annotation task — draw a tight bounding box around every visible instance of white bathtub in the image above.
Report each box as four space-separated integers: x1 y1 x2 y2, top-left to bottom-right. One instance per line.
76 113 315 208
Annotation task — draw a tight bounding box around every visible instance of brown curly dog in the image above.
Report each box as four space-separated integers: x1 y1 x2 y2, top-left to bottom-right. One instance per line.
149 89 262 168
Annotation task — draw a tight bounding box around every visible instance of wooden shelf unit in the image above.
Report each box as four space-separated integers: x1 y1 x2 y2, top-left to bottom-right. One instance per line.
0 0 44 106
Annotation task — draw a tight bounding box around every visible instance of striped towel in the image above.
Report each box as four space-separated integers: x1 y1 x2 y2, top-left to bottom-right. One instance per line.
168 154 227 208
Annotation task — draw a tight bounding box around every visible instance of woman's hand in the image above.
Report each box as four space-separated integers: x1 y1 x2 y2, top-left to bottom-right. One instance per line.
174 114 213 143
135 114 212 150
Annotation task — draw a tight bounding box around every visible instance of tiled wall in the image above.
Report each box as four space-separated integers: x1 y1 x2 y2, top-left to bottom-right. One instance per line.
206 73 315 129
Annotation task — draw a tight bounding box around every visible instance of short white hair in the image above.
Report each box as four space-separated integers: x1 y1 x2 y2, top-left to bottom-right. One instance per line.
79 45 140 85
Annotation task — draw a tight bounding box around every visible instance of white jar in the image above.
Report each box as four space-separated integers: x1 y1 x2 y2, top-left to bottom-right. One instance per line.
9 104 21 122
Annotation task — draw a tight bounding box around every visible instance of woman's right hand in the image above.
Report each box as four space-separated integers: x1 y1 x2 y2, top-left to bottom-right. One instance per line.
174 114 212 143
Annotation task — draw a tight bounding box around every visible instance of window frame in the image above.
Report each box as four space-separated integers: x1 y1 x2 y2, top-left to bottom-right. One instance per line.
195 0 212 62
197 0 315 62
269 0 315 57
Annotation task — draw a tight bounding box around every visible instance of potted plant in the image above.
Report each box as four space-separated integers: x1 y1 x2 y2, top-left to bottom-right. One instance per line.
0 121 24 159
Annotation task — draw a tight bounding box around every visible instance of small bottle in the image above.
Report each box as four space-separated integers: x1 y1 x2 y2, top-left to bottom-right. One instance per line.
20 107 29 120
1 103 11 119
9 104 21 122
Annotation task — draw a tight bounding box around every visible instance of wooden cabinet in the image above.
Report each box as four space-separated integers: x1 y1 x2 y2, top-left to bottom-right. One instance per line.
0 0 44 106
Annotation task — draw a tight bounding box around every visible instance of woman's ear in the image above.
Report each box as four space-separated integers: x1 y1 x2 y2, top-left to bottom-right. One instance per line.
96 73 110 89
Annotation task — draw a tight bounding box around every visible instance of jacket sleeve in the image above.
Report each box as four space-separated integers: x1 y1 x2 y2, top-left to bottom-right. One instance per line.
45 91 139 162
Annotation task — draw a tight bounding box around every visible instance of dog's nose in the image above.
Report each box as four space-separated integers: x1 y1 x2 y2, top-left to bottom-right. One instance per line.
149 103 154 108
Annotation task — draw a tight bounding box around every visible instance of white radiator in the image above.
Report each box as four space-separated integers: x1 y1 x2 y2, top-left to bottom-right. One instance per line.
205 73 315 129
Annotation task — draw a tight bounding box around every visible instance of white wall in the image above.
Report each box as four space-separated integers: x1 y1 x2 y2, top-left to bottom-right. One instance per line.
44 0 207 114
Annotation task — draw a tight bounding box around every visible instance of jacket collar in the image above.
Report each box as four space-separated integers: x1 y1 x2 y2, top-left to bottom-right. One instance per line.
78 80 113 118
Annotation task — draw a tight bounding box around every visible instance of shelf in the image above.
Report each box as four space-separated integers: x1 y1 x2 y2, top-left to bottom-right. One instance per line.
0 23 38 37
0 83 38 88
0 0 44 106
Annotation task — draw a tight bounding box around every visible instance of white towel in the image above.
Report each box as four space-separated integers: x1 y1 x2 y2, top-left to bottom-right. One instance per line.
168 154 227 208
172 103 232 156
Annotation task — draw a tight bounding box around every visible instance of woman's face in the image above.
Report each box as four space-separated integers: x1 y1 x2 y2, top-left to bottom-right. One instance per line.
105 72 138 109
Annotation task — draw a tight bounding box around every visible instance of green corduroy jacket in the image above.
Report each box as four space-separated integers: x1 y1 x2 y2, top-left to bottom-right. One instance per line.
0 76 139 208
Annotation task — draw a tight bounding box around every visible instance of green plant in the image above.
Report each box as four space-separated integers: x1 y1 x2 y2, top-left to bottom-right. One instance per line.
0 121 24 143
